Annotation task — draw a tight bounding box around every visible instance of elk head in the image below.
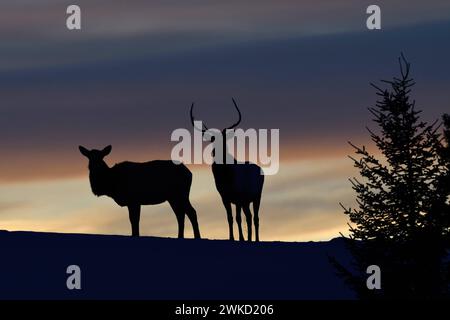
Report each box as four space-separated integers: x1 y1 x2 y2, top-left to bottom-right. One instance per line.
190 98 242 164
79 145 112 196
79 145 112 170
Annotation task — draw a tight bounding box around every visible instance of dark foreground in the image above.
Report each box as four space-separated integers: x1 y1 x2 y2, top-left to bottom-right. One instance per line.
0 231 355 299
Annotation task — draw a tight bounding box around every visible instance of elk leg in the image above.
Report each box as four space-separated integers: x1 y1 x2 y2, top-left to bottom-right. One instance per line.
235 205 244 241
186 201 201 239
243 204 252 242
128 205 141 237
169 200 185 239
223 200 234 241
176 213 185 239
253 198 261 242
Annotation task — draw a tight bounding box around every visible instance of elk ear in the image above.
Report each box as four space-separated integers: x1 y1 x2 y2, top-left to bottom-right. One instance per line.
79 145 90 157
225 129 235 140
203 131 214 142
203 129 221 142
102 145 112 157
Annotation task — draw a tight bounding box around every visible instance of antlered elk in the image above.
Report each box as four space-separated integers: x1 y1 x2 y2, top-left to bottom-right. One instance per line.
189 99 264 242
79 145 201 239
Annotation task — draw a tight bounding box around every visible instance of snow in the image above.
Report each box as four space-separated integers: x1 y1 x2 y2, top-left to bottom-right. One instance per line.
0 230 355 299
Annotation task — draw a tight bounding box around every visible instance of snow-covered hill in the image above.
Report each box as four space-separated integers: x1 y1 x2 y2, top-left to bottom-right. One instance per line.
0 230 355 299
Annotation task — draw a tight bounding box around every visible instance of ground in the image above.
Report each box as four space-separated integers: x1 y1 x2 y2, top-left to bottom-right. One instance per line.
0 230 355 299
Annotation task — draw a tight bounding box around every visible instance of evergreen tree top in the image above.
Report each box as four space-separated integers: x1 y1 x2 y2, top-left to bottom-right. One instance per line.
342 54 446 242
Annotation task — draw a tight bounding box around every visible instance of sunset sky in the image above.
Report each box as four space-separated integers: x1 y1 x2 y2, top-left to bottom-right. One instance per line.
1 0 449 241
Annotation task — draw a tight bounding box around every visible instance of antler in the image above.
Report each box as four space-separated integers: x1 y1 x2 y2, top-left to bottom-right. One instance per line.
190 102 208 133
226 98 242 130
190 98 241 132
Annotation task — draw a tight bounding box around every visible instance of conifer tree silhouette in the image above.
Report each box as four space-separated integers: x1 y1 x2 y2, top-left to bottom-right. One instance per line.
436 114 450 232
335 54 450 299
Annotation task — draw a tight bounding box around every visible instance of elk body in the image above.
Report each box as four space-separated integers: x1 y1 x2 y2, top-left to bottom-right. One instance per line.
79 145 201 239
190 99 264 242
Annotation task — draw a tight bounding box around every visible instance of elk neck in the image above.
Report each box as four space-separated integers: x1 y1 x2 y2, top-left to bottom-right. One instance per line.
213 135 236 165
88 160 113 197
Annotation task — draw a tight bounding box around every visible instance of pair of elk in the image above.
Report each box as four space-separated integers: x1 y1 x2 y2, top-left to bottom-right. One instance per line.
79 99 263 242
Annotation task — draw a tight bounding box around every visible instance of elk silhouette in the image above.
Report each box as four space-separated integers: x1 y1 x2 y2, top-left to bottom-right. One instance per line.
190 99 264 242
79 145 201 239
